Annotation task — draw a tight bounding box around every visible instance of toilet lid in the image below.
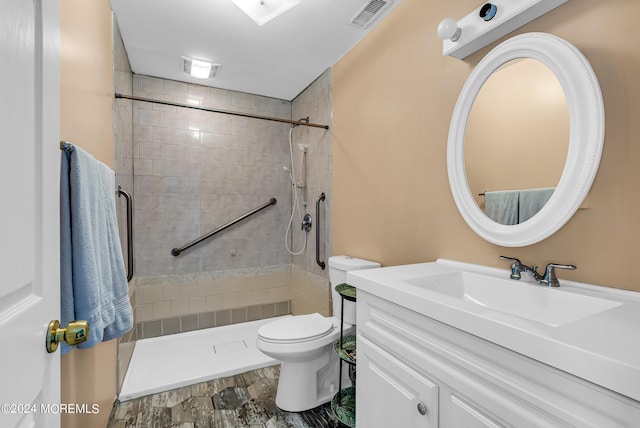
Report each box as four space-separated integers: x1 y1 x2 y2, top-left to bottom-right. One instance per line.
258 313 334 343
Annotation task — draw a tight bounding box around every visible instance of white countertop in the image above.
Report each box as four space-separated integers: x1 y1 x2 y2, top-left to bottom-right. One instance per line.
347 259 640 402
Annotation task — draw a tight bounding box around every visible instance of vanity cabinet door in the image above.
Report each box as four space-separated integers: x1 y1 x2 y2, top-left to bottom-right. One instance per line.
356 336 439 428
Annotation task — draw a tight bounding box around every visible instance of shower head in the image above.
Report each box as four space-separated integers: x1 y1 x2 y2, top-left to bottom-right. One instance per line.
282 166 291 172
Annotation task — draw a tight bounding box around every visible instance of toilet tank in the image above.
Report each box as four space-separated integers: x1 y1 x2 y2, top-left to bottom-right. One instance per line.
329 256 380 325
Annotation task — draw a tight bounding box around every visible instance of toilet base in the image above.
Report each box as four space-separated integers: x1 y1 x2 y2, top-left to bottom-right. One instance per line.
275 347 352 412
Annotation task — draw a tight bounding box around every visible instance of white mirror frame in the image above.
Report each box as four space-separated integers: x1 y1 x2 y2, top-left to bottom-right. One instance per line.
447 33 604 247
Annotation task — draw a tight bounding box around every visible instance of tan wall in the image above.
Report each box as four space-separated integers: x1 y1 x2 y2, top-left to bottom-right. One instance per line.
60 0 116 427
60 0 114 167
332 0 640 292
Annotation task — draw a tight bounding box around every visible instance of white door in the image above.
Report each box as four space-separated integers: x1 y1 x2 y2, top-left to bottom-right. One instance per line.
0 1 60 427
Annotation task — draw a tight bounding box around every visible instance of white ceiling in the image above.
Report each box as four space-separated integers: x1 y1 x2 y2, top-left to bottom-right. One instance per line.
110 0 402 101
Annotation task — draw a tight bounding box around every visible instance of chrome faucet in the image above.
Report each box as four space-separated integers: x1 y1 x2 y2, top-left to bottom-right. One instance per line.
499 256 576 287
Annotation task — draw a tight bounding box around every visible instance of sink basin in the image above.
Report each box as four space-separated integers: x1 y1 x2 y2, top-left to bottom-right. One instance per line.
403 271 621 327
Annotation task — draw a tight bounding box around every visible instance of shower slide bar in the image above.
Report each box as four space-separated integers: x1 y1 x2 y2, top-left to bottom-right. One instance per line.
171 198 277 256
315 193 326 270
59 141 135 281
114 93 330 130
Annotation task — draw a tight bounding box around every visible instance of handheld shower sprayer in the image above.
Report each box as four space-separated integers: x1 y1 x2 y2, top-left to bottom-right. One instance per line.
284 124 309 255
282 166 295 187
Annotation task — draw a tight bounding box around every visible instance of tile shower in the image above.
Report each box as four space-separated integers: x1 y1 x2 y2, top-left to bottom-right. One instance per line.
113 17 332 394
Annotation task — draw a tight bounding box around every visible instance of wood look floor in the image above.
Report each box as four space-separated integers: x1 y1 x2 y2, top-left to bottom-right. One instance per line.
107 365 342 428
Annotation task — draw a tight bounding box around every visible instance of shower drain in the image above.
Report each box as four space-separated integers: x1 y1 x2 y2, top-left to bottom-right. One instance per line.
213 339 247 354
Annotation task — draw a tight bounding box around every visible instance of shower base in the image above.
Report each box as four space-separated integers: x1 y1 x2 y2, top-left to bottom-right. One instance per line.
119 316 289 401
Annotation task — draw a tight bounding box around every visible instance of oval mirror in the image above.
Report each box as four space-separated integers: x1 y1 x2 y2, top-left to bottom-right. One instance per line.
447 33 604 247
465 58 569 225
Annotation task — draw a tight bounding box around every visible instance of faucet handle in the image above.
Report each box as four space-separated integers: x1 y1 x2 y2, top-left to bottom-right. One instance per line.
546 263 577 271
499 256 521 264
499 256 522 280
544 263 577 287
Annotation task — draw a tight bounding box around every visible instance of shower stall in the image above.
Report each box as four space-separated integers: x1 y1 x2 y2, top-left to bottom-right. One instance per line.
112 17 332 398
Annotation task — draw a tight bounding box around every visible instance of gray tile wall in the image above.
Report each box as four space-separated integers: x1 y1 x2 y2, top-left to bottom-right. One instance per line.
114 18 332 351
113 14 135 395
290 69 334 315
113 14 134 277
131 76 294 277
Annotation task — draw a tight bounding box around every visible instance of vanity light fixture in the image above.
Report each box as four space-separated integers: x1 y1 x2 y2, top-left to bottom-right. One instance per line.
232 0 301 26
438 0 568 59
182 57 220 79
437 18 462 42
479 3 497 21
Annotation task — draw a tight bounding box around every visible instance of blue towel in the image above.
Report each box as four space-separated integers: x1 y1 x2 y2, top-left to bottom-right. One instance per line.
60 144 133 354
484 190 519 225
519 187 555 223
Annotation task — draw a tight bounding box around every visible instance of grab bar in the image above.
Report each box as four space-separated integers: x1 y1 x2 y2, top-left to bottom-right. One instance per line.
117 186 134 282
171 198 277 256
316 193 326 270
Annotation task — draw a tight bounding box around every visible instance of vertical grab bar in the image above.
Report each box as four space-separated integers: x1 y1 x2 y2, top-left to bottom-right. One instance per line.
117 186 134 282
316 192 326 270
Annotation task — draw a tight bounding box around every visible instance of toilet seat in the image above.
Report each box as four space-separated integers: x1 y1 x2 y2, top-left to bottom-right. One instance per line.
258 313 334 344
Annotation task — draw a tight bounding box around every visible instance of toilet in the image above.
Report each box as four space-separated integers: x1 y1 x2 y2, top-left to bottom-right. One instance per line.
256 255 380 412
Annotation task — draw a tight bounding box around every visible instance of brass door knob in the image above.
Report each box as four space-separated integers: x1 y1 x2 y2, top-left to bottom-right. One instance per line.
46 320 89 353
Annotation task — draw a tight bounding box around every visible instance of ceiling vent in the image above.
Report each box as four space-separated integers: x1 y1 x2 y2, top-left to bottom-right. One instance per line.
349 0 392 29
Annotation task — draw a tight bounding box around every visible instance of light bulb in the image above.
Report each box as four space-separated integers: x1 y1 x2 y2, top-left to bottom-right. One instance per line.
437 18 461 42
189 59 212 79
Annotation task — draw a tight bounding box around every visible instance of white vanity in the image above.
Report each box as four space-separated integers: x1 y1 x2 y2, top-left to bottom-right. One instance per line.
348 260 640 427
